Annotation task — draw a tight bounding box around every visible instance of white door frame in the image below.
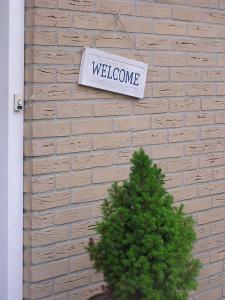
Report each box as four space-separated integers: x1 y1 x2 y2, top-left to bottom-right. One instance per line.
0 1 24 299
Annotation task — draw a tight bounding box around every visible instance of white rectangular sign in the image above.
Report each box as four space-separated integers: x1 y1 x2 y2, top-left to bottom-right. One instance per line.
78 48 148 99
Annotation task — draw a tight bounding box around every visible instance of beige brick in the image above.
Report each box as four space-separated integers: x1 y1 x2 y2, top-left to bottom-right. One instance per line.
211 219 225 235
202 69 225 81
153 83 186 97
111 49 152 65
136 35 171 50
182 197 211 213
30 191 70 211
165 173 182 188
198 207 225 224
74 13 115 31
210 272 225 288
217 54 225 66
32 175 55 193
68 284 103 300
55 239 89 259
32 103 56 119
200 152 225 168
186 112 215 126
195 287 222 300
220 0 225 9
189 23 218 38
172 6 204 22
30 9 73 27
72 151 114 170
214 165 225 180
71 219 96 239
154 52 186 66
30 259 68 282
72 184 109 204
32 157 70 175
172 38 202 52
152 113 184 128
28 280 53 299
203 39 225 53
31 47 73 64
190 0 219 8
96 0 135 15
199 180 225 196
183 169 212 185
26 30 58 45
30 137 54 158
170 185 198 201
196 224 211 239
25 67 56 83
57 102 93 118
114 116 150 132
171 68 201 81
57 137 92 154
133 130 167 146
212 194 225 207
32 121 70 138
58 0 95 12
147 68 169 82
72 118 113 135
169 127 199 142
72 84 114 100
116 16 153 34
24 212 54 229
200 262 223 279
56 67 79 83
93 133 131 150
134 99 168 114
205 9 225 24
195 233 224 252
187 53 216 66
211 246 225 262
70 254 92 272
169 98 201 112
194 252 210 265
93 166 130 184
26 0 57 8
94 100 133 116
202 98 225 110
151 143 183 159
96 32 133 48
55 206 92 225
218 83 225 95
201 126 225 139
54 271 89 293
58 31 94 47
90 270 104 283
28 84 72 101
167 157 198 172
187 83 216 96
137 2 171 18
56 170 91 189
31 226 69 247
154 20 187 36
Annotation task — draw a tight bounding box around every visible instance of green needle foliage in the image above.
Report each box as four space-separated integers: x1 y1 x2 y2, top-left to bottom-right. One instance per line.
88 148 201 300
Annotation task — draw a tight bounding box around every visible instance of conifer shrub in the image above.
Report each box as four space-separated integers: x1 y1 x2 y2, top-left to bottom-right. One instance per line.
88 148 201 300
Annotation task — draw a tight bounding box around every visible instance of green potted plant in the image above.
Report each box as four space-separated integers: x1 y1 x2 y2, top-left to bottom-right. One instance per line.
88 148 201 300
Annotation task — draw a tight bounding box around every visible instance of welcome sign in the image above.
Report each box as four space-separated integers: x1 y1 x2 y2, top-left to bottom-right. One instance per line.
78 48 148 99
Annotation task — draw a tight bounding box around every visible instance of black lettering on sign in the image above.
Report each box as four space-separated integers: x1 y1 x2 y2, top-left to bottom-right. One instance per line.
92 61 140 86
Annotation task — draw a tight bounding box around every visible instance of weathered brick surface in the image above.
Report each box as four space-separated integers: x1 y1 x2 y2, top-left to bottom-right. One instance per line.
24 0 225 299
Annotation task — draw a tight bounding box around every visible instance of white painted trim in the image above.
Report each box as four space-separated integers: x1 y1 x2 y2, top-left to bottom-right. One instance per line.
8 0 24 299
0 0 24 299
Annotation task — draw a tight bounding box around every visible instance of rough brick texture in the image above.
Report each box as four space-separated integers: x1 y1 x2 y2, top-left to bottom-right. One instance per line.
24 0 225 299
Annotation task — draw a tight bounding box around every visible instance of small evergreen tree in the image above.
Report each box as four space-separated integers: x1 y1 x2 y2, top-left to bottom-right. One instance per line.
88 148 201 300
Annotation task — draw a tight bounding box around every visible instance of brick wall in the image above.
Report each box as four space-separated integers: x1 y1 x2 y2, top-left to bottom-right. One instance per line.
24 0 225 299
